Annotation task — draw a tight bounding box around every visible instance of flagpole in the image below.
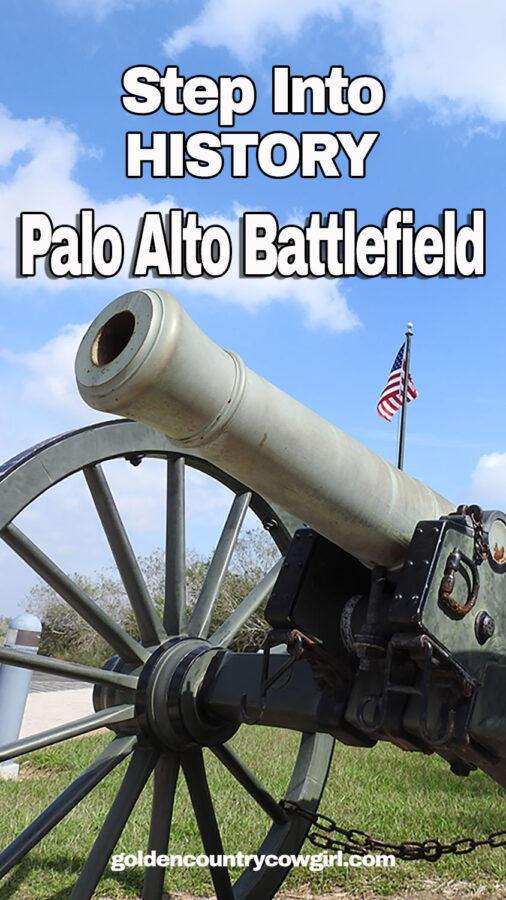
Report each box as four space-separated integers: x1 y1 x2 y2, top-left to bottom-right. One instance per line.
396 322 413 471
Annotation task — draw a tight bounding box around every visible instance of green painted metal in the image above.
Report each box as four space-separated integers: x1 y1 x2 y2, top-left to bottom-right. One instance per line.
1 523 149 664
0 704 136 762
209 559 284 648
188 490 252 638
211 742 289 825
0 734 137 878
141 752 180 900
75 288 454 569
69 747 159 900
0 645 138 689
182 749 235 900
164 455 187 634
84 463 167 645
420 525 506 679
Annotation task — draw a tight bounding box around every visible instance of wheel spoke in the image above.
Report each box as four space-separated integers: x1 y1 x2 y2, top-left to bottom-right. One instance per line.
0 734 137 878
69 747 158 900
188 491 251 639
84 464 167 645
0 704 136 762
209 558 283 648
0 523 149 663
182 750 234 900
0 646 138 690
211 743 288 825
163 456 186 634
142 752 180 900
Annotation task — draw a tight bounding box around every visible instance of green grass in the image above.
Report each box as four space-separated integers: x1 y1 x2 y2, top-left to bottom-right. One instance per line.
0 728 504 899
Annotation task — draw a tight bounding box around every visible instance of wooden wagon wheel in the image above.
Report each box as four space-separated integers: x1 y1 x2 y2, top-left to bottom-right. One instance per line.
0 419 333 900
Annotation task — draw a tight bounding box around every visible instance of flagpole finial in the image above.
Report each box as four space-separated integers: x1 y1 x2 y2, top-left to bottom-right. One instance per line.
407 322 413 333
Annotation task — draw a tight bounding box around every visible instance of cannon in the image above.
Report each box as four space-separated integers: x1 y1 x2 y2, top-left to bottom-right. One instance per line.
0 287 504 898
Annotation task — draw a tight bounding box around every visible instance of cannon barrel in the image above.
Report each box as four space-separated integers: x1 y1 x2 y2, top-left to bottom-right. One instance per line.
75 288 453 569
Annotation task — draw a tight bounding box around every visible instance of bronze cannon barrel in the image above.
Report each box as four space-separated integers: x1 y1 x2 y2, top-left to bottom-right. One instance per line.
75 288 453 569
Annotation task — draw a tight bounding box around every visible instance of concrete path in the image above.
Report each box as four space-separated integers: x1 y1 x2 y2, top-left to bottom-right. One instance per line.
20 685 94 738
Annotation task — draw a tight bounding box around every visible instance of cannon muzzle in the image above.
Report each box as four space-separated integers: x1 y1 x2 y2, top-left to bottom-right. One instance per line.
75 288 453 569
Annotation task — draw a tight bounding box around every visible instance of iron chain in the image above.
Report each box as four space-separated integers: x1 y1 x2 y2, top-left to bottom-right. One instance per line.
457 504 489 564
280 506 503 863
280 799 506 862
470 506 489 564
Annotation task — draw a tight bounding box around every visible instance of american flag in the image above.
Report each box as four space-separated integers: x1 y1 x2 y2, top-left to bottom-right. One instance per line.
377 343 418 422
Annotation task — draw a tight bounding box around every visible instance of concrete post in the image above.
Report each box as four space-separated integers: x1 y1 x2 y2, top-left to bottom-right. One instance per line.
0 613 42 779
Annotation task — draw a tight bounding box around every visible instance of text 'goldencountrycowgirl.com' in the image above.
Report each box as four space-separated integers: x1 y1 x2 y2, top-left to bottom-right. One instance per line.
110 850 396 872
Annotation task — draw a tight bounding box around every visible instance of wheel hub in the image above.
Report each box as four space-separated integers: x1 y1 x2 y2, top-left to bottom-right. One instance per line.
94 638 239 751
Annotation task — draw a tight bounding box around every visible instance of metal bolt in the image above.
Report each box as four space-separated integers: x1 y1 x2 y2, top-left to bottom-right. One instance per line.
475 611 495 645
127 453 144 467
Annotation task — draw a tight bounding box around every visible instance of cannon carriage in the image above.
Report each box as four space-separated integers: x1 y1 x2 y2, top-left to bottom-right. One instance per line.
0 288 504 899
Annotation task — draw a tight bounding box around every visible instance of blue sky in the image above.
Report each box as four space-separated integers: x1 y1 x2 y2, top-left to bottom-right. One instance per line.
0 0 505 616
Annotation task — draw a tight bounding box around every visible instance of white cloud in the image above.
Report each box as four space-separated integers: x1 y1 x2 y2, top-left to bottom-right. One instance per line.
165 0 344 62
0 105 358 332
48 0 143 20
364 0 506 123
0 323 109 466
0 106 88 288
470 452 506 505
164 0 506 124
2 324 89 419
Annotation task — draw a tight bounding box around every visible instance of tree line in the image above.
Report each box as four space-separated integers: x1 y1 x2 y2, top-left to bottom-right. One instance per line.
24 529 279 665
